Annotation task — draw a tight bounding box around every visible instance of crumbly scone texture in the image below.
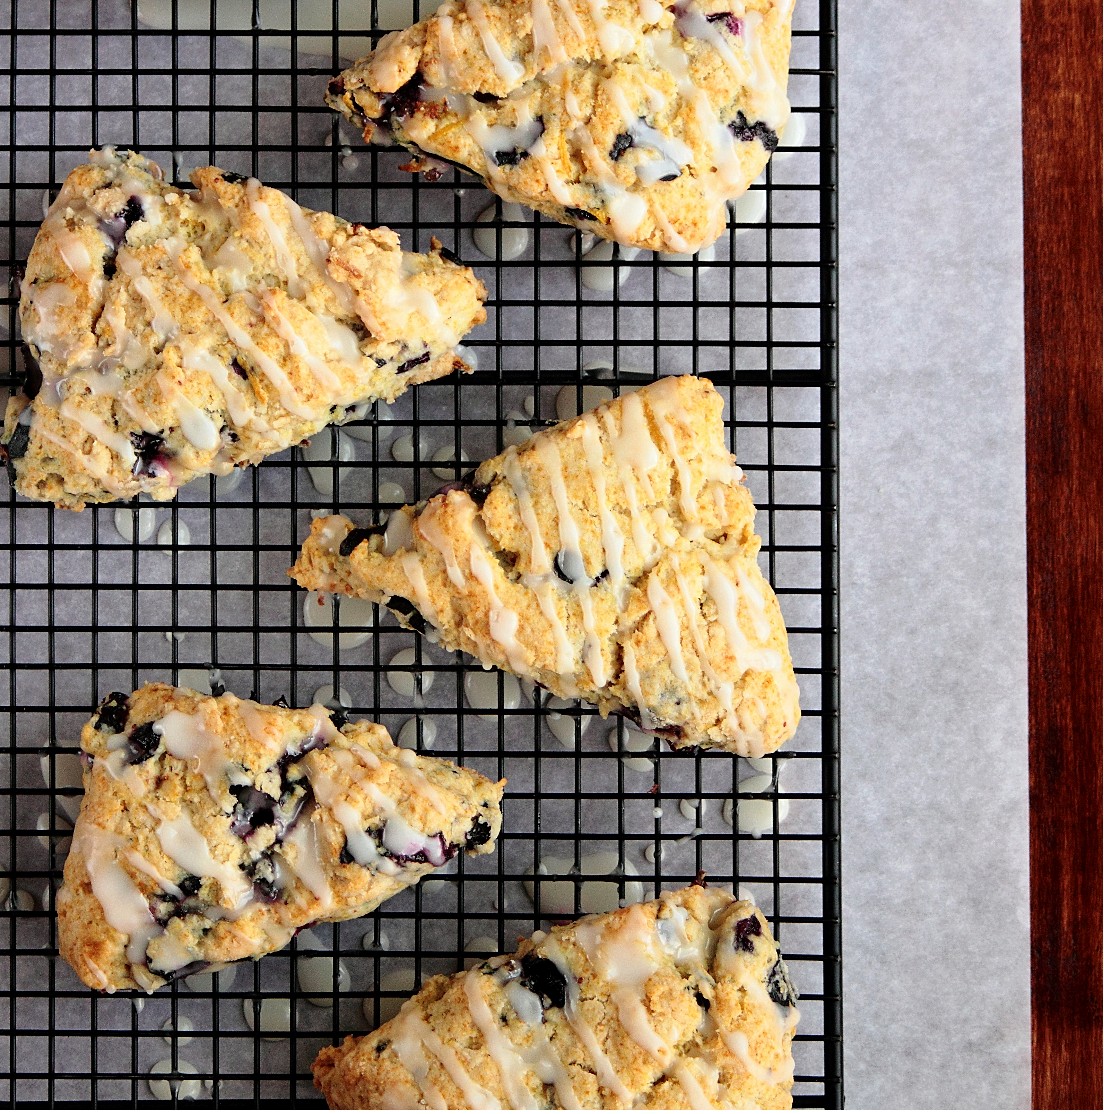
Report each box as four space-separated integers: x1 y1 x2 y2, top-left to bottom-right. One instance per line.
313 885 799 1109
57 683 503 993
290 375 800 756
3 147 487 509
328 0 794 252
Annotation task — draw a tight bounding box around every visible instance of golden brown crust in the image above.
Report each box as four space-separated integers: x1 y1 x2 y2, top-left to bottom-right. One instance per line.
5 147 486 509
57 683 504 993
313 886 799 1109
290 376 800 755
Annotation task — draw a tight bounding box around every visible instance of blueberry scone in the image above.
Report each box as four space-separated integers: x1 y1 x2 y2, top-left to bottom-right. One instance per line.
3 147 487 509
57 683 504 993
291 376 799 755
313 885 799 1109
327 0 794 253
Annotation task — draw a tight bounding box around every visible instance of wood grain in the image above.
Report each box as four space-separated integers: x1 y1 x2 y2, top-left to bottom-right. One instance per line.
1021 0 1103 1107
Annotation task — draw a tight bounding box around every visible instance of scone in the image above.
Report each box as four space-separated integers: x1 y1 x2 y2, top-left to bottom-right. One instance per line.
290 376 800 756
313 886 800 1109
327 0 794 252
3 146 487 509
57 683 504 993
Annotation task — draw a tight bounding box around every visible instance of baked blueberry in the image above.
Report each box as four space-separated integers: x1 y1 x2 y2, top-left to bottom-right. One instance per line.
519 955 567 1009
93 691 130 734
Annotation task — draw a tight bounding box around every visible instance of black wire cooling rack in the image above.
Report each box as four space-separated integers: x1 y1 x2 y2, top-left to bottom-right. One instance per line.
0 0 840 1106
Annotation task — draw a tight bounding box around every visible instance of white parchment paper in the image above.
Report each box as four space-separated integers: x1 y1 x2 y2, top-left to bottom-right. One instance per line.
839 1 1030 1107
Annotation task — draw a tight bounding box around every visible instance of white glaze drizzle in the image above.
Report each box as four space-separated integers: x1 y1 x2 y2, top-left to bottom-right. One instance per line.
148 804 253 907
541 939 632 1101
469 544 529 674
401 552 442 628
466 0 524 85
462 970 541 1107
646 575 690 684
71 823 160 977
245 178 305 298
534 436 606 687
418 499 468 588
171 255 316 419
501 447 551 575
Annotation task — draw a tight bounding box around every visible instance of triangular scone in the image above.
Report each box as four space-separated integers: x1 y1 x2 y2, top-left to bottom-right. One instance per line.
327 0 794 253
57 684 504 993
291 376 799 755
3 147 487 509
313 886 800 1109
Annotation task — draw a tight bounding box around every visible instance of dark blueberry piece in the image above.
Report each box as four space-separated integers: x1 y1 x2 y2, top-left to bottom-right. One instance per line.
659 170 681 182
493 148 527 168
519 955 568 1009
280 733 326 765
275 774 311 834
553 550 607 587
472 91 501 104
178 875 202 897
609 132 634 160
273 695 290 709
230 784 278 838
694 989 711 1010
733 914 762 953
387 595 427 633
103 259 117 278
249 854 282 902
93 691 130 734
126 722 162 764
375 1040 391 1054
122 196 144 228
397 351 431 374
209 673 226 698
706 11 743 35
564 206 597 222
129 430 167 478
371 828 457 867
230 358 249 380
347 320 370 342
728 111 778 152
338 524 385 557
436 244 463 267
467 482 492 505
327 76 346 97
1 416 31 483
148 957 210 983
465 816 492 849
329 708 348 731
99 196 145 252
339 840 355 865
373 356 389 368
19 346 42 402
766 957 798 1008
220 170 246 183
379 73 424 123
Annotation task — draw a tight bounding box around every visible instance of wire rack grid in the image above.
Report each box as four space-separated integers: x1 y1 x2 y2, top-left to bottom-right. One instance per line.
0 0 840 1106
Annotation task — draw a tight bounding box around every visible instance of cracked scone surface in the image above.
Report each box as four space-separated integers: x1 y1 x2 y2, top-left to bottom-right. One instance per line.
3 146 486 509
57 683 503 993
328 0 794 252
291 376 799 755
313 886 799 1109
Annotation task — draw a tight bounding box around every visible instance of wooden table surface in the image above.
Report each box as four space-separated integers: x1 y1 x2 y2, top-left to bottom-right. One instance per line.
1021 0 1103 1107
